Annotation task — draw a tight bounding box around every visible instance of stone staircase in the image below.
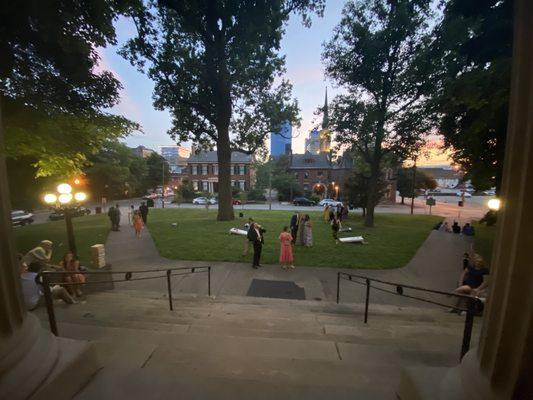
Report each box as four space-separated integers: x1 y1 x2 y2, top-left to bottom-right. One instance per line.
33 290 479 400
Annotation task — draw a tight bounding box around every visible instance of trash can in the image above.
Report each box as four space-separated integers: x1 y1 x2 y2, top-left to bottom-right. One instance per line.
95 206 102 214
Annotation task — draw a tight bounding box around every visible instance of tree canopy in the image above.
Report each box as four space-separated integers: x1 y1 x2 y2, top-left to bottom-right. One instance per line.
324 0 435 227
396 167 437 204
121 0 324 220
428 0 512 191
0 0 140 178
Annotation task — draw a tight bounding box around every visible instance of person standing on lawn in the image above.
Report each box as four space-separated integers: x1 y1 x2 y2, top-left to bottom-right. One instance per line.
289 213 299 245
247 222 265 269
297 214 306 245
303 214 313 247
332 217 340 244
279 226 294 270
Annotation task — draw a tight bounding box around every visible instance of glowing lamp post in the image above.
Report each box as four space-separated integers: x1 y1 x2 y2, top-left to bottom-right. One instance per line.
44 183 87 257
488 198 501 211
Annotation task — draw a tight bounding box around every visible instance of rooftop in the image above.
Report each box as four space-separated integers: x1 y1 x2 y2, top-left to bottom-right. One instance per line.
187 151 253 163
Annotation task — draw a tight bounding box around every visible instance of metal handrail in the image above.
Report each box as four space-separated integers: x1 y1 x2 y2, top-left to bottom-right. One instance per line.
336 271 483 360
39 266 212 336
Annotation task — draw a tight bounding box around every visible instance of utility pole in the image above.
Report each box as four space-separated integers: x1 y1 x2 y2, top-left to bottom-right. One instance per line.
410 156 417 215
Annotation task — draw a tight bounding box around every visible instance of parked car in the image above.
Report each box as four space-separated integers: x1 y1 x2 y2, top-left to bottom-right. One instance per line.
192 197 217 205
455 191 472 198
232 199 242 205
11 210 34 226
318 198 342 207
49 206 91 221
293 197 316 206
483 189 496 196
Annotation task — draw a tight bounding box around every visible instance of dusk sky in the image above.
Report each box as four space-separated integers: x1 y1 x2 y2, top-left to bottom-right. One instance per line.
99 0 450 166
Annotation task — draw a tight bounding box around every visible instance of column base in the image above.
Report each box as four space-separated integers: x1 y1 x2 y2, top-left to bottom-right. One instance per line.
0 314 98 400
397 348 495 400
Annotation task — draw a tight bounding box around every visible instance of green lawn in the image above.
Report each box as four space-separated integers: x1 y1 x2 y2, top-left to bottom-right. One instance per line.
148 209 442 269
14 214 110 266
474 222 497 264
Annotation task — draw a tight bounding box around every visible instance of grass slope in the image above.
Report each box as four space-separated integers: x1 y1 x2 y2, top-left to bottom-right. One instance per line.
474 222 497 265
148 209 441 269
14 214 110 266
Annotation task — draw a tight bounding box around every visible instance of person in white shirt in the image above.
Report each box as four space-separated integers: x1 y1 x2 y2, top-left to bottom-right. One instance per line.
20 263 75 310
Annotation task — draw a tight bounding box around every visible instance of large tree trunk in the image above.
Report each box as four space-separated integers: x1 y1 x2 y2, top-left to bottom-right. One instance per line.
216 126 234 221
364 165 380 227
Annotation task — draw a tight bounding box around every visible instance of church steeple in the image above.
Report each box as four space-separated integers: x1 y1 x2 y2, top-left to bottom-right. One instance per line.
321 87 329 129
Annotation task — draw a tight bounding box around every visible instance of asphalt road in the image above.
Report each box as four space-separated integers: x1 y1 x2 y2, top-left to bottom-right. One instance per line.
24 194 491 226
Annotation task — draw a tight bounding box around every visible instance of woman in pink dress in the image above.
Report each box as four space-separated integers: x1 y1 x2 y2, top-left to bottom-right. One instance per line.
133 210 144 238
279 226 294 270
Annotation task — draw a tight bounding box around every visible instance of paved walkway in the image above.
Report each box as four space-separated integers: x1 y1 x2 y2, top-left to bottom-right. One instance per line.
103 212 471 308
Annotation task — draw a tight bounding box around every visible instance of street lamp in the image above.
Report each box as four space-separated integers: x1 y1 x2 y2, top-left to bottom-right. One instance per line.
44 183 87 257
335 185 339 200
488 198 501 211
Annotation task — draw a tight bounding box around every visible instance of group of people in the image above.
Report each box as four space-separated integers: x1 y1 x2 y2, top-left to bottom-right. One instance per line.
244 208 348 270
19 240 85 310
108 202 149 238
289 213 313 247
437 220 476 236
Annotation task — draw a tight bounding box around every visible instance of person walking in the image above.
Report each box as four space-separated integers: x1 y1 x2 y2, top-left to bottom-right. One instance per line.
139 202 149 224
128 205 134 225
247 222 265 269
289 213 299 245
107 205 116 231
279 226 294 270
133 210 144 238
113 204 121 231
303 214 313 247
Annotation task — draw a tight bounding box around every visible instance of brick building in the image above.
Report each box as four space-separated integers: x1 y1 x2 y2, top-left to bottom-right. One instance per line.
186 151 255 194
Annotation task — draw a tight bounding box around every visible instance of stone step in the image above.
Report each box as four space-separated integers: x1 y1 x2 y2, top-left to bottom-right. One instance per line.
71 325 404 400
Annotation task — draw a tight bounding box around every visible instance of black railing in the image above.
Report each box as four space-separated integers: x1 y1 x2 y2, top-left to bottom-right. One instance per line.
336 272 483 360
39 266 212 336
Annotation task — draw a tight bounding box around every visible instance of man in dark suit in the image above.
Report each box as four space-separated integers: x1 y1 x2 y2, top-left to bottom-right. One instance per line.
247 222 265 269
139 202 149 224
289 213 299 244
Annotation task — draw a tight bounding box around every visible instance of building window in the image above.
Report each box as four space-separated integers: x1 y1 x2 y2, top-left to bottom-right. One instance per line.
196 165 201 175
303 184 309 191
294 172 299 179
239 181 245 190
243 165 248 175
317 171 323 177
202 164 208 175
191 165 196 175
202 181 209 191
193 181 199 190
214 165 218 175
304 172 309 179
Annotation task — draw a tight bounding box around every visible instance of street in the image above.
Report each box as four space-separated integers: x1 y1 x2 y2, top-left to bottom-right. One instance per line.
24 194 491 226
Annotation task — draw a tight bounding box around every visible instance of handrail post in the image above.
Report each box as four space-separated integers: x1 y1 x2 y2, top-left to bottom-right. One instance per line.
208 266 211 296
42 273 58 336
166 269 173 311
461 297 476 359
336 272 340 304
364 278 370 324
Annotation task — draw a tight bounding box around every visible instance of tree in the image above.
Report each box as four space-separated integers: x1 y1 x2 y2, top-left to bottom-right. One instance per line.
121 0 324 220
85 140 149 199
1 0 140 178
396 167 437 204
145 153 171 190
428 0 512 192
323 0 435 227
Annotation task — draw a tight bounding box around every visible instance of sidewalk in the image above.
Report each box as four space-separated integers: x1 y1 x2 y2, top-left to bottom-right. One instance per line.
104 212 471 307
